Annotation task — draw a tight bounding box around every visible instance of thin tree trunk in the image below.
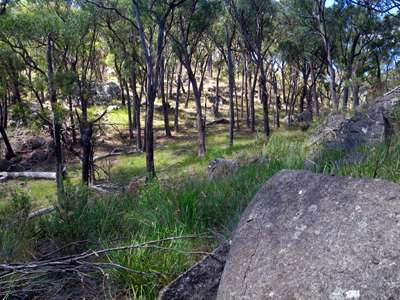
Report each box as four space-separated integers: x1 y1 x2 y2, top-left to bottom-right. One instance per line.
124 79 134 141
0 126 15 160
174 63 182 132
185 75 191 108
311 65 319 117
160 61 172 137
249 64 259 132
259 63 270 137
227 40 235 146
214 65 222 117
130 70 142 151
68 95 77 144
184 61 206 156
47 34 64 200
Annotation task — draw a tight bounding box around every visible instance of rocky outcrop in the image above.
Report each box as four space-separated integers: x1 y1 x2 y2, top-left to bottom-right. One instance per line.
94 82 121 104
294 110 312 130
305 89 400 168
159 243 229 300
208 159 239 180
217 170 400 299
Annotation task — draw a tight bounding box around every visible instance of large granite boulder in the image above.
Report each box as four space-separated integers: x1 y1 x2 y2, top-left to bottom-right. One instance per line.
218 170 400 299
305 89 400 168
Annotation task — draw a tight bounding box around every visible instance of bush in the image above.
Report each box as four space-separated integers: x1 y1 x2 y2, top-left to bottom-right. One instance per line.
0 191 33 261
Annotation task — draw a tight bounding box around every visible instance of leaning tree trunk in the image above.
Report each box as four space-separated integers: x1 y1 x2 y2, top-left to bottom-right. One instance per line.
185 64 206 157
0 126 15 160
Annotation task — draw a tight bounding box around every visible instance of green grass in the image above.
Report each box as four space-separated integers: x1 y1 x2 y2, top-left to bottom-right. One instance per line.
318 136 400 182
0 128 308 299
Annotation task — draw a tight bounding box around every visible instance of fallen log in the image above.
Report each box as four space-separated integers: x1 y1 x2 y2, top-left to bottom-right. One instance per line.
206 118 230 126
28 206 55 219
93 150 141 162
0 172 56 181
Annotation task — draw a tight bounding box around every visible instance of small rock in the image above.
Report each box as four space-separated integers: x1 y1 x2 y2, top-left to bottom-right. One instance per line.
30 150 48 162
0 159 11 172
127 176 146 194
208 158 239 180
26 137 46 150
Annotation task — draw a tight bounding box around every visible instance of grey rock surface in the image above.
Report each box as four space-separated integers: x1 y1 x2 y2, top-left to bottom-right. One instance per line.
208 158 239 180
217 170 400 300
294 111 312 130
159 243 229 300
94 82 121 103
305 91 400 167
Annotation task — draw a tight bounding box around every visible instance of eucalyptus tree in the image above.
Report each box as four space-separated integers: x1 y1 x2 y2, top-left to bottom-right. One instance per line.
0 1 66 199
211 1 237 146
0 48 16 159
171 0 220 156
228 0 277 138
333 1 379 109
278 0 325 118
131 0 186 177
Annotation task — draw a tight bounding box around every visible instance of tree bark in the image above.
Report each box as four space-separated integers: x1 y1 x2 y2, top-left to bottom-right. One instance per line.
160 60 172 137
174 63 182 132
259 63 270 137
0 126 15 160
226 34 235 147
47 34 64 200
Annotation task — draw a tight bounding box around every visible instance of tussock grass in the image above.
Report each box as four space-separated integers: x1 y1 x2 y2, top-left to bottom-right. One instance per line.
0 128 308 298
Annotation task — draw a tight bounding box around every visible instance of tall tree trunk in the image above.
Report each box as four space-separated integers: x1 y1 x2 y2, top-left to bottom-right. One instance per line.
130 69 142 151
249 64 259 132
214 65 222 117
184 61 206 156
185 75 191 108
174 63 182 132
342 64 353 111
68 95 77 144
273 74 280 128
115 60 126 106
310 65 319 117
47 34 64 199
244 59 249 128
353 82 360 108
160 61 172 137
227 40 235 147
124 79 134 141
259 63 270 137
